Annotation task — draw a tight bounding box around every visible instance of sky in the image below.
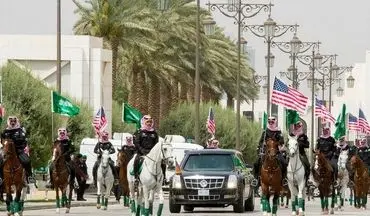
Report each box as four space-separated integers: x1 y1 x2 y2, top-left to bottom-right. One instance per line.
1 0 370 93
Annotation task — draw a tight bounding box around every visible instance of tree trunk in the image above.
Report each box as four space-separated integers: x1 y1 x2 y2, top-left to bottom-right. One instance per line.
201 85 212 103
160 82 171 123
179 83 188 102
128 61 139 108
187 83 195 102
226 92 234 108
135 69 148 115
148 75 160 128
171 80 179 109
110 38 119 94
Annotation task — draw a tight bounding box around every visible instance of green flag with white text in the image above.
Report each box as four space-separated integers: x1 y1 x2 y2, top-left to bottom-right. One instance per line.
51 91 80 117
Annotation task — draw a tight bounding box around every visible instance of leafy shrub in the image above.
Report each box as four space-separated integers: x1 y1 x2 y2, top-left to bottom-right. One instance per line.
1 63 94 168
158 102 262 163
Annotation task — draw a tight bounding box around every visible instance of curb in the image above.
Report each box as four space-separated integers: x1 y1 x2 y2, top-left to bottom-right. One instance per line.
0 202 97 211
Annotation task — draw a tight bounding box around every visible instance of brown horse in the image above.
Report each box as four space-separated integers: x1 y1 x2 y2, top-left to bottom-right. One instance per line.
2 139 26 216
116 146 135 207
350 155 369 209
52 142 74 213
312 151 335 214
260 138 282 215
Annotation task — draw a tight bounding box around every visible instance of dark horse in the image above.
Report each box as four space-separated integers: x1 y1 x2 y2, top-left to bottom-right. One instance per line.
116 146 135 207
312 151 335 214
260 138 282 215
2 139 27 216
51 142 74 213
350 155 369 209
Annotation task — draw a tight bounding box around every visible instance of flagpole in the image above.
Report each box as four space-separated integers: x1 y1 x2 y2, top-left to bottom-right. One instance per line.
51 90 54 142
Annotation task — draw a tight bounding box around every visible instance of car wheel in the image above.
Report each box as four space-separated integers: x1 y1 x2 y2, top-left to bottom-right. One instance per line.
233 185 245 213
244 188 255 211
169 198 181 213
183 205 194 212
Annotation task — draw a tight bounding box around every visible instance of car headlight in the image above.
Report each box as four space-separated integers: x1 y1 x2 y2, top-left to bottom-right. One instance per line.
172 175 182 189
227 175 238 189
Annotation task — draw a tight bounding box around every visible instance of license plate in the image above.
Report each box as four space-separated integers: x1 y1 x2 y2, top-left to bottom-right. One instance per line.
198 189 209 196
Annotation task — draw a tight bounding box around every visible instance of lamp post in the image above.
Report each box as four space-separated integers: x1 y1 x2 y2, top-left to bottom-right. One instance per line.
207 0 272 150
296 49 323 163
273 34 320 89
57 0 61 93
244 13 298 117
253 75 267 118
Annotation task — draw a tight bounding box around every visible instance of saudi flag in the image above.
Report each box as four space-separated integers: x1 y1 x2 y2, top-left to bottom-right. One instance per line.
51 91 80 117
286 109 300 130
334 104 346 140
262 112 267 130
122 103 142 129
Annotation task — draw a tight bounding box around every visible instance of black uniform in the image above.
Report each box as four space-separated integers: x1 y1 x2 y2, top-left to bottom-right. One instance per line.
48 139 76 188
316 136 337 180
253 128 286 183
291 133 311 181
0 127 34 183
76 158 88 200
133 129 165 181
357 146 370 170
92 141 119 185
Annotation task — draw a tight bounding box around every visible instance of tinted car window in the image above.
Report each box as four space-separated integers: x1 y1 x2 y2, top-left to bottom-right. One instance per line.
183 154 234 171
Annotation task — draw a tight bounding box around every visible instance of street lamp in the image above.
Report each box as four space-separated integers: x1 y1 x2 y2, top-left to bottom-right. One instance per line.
347 75 355 88
244 13 297 117
203 15 216 35
240 37 248 54
157 0 170 11
207 0 272 150
336 86 344 97
272 34 319 89
265 53 275 67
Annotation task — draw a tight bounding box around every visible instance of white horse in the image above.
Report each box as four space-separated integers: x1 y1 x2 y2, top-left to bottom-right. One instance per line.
127 140 174 216
335 149 349 211
96 150 115 210
287 135 306 216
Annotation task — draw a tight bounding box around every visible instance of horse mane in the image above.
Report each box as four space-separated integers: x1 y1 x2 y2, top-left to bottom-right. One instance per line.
317 152 332 171
146 141 163 161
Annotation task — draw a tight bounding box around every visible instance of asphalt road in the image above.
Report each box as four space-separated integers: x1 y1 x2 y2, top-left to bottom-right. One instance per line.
20 198 370 216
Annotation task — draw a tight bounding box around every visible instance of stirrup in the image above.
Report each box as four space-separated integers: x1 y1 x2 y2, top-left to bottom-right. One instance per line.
282 178 288 186
251 178 258 187
28 176 36 184
114 179 120 185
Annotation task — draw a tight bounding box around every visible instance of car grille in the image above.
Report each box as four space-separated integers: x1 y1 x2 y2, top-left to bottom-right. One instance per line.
188 195 220 201
184 176 225 189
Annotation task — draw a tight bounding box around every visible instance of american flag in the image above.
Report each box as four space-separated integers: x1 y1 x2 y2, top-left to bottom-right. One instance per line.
93 107 108 134
271 78 308 114
207 107 216 135
348 113 360 131
315 97 335 124
358 108 370 134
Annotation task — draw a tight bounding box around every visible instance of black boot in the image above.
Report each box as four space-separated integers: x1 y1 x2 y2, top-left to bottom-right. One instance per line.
109 162 119 185
161 163 168 185
68 162 79 189
133 157 140 188
24 164 36 184
92 161 98 187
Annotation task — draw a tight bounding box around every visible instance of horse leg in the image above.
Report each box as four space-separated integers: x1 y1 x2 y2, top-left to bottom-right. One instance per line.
66 185 73 213
142 187 150 216
13 187 22 216
6 192 13 216
19 185 27 215
128 181 136 216
297 182 306 216
156 188 164 216
329 186 335 214
272 194 279 216
55 188 60 213
96 181 101 209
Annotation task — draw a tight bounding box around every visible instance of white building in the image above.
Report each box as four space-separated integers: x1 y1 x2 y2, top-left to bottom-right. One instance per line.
0 35 113 133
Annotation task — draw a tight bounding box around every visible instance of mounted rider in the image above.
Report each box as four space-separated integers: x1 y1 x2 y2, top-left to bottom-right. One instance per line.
355 137 370 171
0 116 35 184
253 116 286 186
315 126 338 182
289 120 310 185
46 127 77 189
120 136 136 157
206 136 220 149
92 131 119 186
133 115 167 187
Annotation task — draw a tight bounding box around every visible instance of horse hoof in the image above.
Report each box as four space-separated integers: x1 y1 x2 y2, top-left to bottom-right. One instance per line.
7 212 12 216
329 209 334 214
334 206 338 211
263 211 268 216
267 213 272 216
285 205 289 208
14 213 20 216
65 208 70 214
103 206 107 210
291 212 297 216
97 204 101 209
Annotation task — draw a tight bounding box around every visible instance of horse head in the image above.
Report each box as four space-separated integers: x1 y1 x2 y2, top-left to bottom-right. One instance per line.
314 151 331 172
52 141 63 162
101 150 110 168
287 135 299 157
2 139 17 162
147 140 174 167
265 138 279 158
338 150 349 170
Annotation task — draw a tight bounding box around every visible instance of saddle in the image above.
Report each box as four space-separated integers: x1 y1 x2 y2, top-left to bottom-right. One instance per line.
130 157 144 176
